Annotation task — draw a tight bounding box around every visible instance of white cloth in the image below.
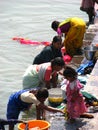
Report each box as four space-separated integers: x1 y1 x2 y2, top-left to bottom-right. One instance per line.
38 62 51 82
23 63 51 89
20 91 40 106
69 80 77 90
61 79 68 99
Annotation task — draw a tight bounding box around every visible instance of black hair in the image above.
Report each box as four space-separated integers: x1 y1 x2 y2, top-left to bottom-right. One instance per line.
52 35 62 43
36 87 49 100
51 21 60 31
51 57 65 67
63 66 77 79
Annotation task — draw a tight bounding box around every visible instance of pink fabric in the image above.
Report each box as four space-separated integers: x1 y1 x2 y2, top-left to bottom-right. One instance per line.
57 27 62 36
66 80 87 119
44 68 57 81
95 3 98 11
36 62 57 82
44 66 52 81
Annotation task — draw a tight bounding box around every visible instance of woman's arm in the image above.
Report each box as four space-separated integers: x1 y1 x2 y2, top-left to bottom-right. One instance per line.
36 105 46 120
51 74 57 88
37 103 64 113
45 81 51 89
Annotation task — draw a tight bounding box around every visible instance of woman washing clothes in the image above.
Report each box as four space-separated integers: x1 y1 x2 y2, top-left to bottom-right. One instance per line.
51 17 86 57
23 57 65 90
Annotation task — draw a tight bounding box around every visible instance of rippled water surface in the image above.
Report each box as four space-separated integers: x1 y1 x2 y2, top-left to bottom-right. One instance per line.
0 0 87 129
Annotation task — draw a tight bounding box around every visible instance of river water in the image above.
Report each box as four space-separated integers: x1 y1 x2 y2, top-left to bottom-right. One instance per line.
0 0 87 128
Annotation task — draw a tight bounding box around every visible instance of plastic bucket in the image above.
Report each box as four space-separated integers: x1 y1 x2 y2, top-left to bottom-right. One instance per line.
18 120 50 130
48 88 63 107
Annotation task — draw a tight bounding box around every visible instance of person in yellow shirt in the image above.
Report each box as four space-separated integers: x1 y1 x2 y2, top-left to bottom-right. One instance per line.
51 17 86 57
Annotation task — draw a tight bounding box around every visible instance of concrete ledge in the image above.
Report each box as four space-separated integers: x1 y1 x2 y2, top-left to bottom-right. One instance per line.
72 55 84 65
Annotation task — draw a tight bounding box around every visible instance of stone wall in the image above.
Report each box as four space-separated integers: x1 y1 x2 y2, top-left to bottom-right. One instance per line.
72 23 98 66
83 24 98 47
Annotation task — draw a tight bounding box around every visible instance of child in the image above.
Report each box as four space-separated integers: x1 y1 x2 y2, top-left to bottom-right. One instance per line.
6 88 64 130
63 66 87 122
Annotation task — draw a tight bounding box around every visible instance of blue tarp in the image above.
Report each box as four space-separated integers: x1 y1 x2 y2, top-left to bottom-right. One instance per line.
77 60 94 75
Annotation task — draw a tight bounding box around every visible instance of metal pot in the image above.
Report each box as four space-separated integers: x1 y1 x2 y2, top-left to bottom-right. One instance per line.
83 46 98 60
